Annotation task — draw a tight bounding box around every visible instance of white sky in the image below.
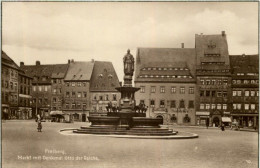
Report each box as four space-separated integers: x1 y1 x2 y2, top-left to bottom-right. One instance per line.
2 2 258 81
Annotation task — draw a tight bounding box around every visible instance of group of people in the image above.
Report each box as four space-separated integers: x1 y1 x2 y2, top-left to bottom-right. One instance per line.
106 101 120 112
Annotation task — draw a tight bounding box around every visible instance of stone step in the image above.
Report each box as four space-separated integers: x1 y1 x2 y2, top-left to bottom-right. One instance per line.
73 130 127 135
126 132 177 136
76 129 127 133
81 126 127 130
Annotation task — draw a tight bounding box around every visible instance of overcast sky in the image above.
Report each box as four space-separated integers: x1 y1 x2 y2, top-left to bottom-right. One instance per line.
2 2 258 81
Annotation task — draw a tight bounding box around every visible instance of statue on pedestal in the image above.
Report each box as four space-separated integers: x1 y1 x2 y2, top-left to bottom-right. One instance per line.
123 49 134 76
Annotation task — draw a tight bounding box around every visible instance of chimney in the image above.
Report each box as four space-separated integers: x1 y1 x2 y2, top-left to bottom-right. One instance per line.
181 43 184 48
36 61 40 66
91 59 94 63
20 62 24 66
222 31 225 36
68 59 70 64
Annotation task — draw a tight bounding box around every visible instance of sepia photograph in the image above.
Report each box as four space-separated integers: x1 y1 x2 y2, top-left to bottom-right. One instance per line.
1 1 259 168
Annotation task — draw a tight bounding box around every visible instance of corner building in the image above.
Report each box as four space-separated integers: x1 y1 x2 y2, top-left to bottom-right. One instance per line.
134 47 196 125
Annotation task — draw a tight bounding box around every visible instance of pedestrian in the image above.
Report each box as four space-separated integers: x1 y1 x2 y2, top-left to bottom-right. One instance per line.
221 122 225 131
36 114 42 132
206 118 209 129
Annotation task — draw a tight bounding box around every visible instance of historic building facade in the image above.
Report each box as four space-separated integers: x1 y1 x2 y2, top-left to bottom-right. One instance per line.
134 47 196 125
63 60 94 121
89 61 121 115
230 55 259 128
18 70 33 119
1 51 19 119
195 31 232 127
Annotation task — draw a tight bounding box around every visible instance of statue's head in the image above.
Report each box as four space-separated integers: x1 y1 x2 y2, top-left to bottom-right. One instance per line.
127 49 130 54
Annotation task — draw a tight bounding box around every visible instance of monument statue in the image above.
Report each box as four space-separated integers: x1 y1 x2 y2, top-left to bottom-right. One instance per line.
123 49 135 76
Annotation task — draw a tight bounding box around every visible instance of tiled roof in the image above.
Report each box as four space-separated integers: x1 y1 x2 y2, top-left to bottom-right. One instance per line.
1 51 19 70
195 33 229 65
135 48 196 82
21 64 69 84
64 61 94 81
230 55 259 74
90 61 120 91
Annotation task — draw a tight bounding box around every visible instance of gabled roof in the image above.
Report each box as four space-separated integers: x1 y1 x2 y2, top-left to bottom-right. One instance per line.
90 61 120 91
64 61 94 81
2 51 19 70
135 48 196 83
52 64 69 78
229 55 259 74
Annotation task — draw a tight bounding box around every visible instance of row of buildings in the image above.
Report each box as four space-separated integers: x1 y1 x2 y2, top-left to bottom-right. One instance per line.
1 31 259 128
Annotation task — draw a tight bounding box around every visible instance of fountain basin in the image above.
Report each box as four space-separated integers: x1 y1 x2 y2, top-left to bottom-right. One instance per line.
132 117 163 128
88 116 120 126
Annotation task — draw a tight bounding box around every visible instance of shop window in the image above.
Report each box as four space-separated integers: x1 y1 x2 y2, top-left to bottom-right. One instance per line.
170 100 176 108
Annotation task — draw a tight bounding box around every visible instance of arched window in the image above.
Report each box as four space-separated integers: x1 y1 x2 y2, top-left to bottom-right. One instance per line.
183 114 190 123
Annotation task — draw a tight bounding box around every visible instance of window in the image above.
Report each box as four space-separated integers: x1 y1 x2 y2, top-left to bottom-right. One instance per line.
205 80 210 85
223 79 228 85
160 100 165 108
233 104 237 110
223 91 227 97
223 104 227 110
232 80 236 84
211 91 216 97
77 103 81 109
200 91 204 97
245 91 249 97
105 95 109 101
151 86 156 93
72 92 76 97
53 79 57 84
113 94 117 101
251 104 255 110
251 80 256 84
244 104 249 110
217 80 222 85
82 103 87 110
39 86 42 92
244 80 249 84
150 100 155 107
170 100 176 108
251 91 255 97
233 91 237 96
206 91 210 97
171 87 176 93
72 103 76 109
211 104 216 109
212 79 216 85
180 87 185 94
77 82 81 87
237 91 242 96
77 92 82 98
53 98 57 103
200 104 204 109
205 104 210 109
217 104 221 109
44 86 48 92
53 88 57 94
189 87 194 94
83 92 87 98
99 96 103 101
71 82 75 87
58 79 61 84
217 92 222 97
237 80 241 84
10 82 13 89
257 91 259 97
140 86 145 93
39 99 42 104
66 82 70 86
160 86 165 93
237 104 241 110
179 100 185 108
83 82 87 87
200 79 204 85
66 92 70 97
188 101 194 108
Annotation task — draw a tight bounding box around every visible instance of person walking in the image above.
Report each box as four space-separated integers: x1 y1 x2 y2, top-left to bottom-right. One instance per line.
221 122 225 131
206 118 209 129
36 114 42 132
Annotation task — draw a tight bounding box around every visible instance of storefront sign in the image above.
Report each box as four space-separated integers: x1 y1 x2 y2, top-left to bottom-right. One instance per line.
196 111 210 116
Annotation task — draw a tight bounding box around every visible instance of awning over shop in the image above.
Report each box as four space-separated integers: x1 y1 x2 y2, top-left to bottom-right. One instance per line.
50 111 64 115
222 117 231 122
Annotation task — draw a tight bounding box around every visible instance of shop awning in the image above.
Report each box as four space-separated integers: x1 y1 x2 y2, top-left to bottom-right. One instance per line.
222 117 231 122
50 111 64 115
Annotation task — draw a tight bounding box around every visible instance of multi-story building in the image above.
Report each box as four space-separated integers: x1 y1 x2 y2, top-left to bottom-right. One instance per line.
230 54 259 128
20 61 68 118
134 47 196 125
63 60 94 121
195 31 232 127
89 61 121 115
18 70 33 119
1 51 19 119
